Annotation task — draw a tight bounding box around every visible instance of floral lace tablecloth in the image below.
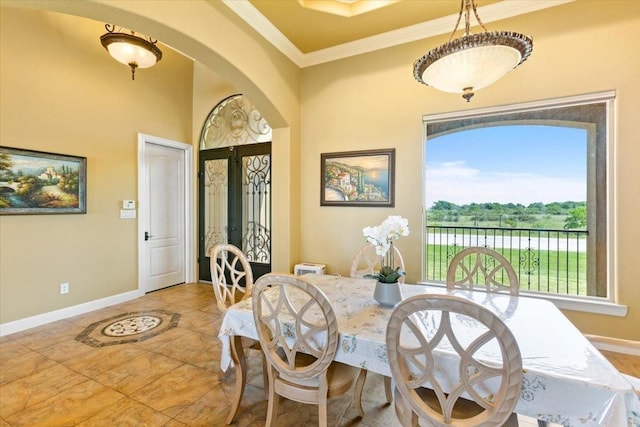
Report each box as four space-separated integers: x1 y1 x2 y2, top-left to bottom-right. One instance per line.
218 274 640 427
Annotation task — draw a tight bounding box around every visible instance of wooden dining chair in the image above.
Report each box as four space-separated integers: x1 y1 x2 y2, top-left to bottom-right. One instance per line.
446 246 520 296
386 294 523 427
210 243 266 399
210 243 255 312
350 242 406 283
252 273 364 426
349 242 404 404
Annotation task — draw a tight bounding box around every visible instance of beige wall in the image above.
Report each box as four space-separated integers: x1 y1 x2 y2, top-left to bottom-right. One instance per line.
299 1 640 340
0 8 193 322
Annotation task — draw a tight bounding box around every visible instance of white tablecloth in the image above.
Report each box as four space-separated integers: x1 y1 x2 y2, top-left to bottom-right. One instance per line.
218 274 640 427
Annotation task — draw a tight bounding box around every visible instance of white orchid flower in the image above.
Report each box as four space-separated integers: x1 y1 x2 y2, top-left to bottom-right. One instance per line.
362 216 410 258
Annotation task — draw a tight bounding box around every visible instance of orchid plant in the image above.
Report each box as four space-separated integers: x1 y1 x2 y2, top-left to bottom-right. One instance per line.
362 215 410 283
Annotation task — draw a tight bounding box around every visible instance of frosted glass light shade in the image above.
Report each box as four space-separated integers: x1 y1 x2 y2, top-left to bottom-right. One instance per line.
421 45 521 93
106 41 159 68
100 31 162 79
414 31 532 101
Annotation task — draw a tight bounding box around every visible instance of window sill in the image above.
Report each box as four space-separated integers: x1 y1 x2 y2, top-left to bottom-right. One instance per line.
521 292 627 317
417 282 627 317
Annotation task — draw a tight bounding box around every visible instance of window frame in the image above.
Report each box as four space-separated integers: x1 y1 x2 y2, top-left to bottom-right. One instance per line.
420 91 623 314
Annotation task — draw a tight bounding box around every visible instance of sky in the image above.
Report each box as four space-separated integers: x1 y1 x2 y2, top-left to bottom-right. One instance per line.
5 154 79 175
425 124 587 208
327 154 389 170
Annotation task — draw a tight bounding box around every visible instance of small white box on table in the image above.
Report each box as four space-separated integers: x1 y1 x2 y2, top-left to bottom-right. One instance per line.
294 263 326 275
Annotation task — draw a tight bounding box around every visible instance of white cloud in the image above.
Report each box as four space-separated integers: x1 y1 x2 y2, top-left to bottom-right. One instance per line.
427 161 479 178
425 162 585 207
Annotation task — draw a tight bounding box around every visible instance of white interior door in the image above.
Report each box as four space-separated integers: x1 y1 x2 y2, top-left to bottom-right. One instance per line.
138 134 193 293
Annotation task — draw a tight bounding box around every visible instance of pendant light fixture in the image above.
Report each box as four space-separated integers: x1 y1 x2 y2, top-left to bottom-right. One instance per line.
413 0 533 102
100 24 162 80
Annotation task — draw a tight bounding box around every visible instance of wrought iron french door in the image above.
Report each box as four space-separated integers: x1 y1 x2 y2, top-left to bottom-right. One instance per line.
198 143 271 281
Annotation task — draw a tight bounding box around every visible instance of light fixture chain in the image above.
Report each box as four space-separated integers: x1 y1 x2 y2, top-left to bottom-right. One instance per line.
465 0 471 35
471 0 490 33
448 0 465 42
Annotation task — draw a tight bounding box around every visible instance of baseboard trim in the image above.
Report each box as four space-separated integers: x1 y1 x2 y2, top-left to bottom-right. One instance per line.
0 289 144 337
585 334 640 356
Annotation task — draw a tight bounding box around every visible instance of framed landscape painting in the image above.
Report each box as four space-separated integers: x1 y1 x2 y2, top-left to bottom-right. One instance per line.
0 146 87 215
321 148 395 207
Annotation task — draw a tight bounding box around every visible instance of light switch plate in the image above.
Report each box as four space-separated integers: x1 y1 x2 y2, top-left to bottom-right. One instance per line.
123 200 136 209
120 209 136 219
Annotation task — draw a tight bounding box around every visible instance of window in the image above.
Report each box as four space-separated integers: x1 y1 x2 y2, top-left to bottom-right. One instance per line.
422 92 614 299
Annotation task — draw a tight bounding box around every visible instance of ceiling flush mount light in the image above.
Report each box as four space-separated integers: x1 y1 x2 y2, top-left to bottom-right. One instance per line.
100 24 162 80
298 0 398 17
413 0 532 102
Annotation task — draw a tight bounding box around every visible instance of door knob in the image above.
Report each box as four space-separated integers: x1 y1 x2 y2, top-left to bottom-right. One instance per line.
144 231 153 241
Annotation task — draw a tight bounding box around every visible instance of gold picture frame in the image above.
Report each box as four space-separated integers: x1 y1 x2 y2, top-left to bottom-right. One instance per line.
0 146 87 215
320 148 395 207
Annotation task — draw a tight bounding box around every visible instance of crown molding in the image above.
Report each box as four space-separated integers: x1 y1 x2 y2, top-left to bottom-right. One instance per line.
223 0 575 68
221 0 305 65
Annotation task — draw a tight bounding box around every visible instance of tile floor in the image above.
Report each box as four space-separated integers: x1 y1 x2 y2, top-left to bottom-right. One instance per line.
1 282 637 426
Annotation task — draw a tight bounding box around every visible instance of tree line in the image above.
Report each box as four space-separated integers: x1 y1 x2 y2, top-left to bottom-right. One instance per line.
427 200 587 230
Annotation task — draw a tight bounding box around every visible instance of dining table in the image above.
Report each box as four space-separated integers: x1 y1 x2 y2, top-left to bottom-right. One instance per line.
217 274 640 426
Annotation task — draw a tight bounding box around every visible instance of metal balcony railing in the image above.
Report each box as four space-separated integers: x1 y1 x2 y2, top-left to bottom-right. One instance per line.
425 225 589 296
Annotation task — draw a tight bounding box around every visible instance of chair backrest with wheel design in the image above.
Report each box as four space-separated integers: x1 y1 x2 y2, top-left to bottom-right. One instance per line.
210 243 254 313
253 273 338 381
446 246 519 296
350 243 406 283
386 294 523 427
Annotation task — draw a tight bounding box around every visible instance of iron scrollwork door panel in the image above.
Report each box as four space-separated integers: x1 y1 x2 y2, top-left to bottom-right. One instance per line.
204 158 229 259
242 153 271 268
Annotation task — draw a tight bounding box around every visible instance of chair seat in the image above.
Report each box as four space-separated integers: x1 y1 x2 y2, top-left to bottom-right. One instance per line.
418 387 485 418
279 352 360 393
395 387 520 426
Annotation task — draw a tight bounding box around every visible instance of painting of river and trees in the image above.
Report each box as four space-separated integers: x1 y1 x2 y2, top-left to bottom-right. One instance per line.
321 148 395 207
0 147 86 215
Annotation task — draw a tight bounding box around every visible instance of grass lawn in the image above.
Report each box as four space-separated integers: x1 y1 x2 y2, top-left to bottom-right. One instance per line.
425 244 588 296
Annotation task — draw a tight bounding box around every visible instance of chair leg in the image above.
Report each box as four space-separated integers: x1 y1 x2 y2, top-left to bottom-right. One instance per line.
354 369 391 415
503 413 519 427
383 376 393 403
318 396 328 427
393 387 416 427
260 351 268 399
265 368 278 427
226 336 247 425
354 369 367 417
411 411 418 427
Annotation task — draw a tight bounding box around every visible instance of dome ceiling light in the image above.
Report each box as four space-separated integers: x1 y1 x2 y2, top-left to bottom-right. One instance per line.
413 0 533 102
297 0 398 17
100 24 162 80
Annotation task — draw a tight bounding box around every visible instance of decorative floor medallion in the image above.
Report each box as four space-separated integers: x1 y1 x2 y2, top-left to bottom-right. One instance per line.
102 315 163 337
75 309 180 347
